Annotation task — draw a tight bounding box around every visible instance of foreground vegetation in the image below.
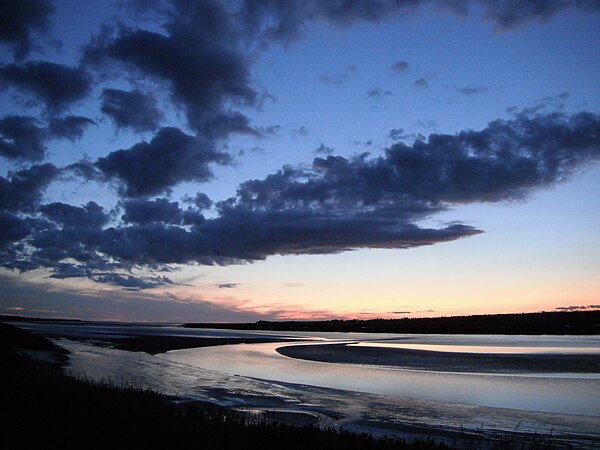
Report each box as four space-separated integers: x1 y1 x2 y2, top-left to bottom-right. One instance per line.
185 311 600 335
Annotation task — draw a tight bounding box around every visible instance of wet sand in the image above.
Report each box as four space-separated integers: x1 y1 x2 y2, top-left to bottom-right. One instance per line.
277 343 600 373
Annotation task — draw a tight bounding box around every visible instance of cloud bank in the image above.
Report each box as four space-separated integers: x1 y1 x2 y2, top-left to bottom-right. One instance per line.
1 109 598 287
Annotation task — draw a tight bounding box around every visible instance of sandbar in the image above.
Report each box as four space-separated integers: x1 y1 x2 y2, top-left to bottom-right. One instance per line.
277 343 600 373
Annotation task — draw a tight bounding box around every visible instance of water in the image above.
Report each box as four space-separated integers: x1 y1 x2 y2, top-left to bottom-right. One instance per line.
160 338 600 416
14 321 600 445
351 341 600 354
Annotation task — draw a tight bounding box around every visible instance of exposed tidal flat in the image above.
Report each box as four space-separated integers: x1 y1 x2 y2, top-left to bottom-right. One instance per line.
5 318 600 448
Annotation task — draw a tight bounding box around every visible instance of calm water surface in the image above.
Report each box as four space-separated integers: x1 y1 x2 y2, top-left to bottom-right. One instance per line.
17 322 600 445
160 334 600 416
350 341 600 354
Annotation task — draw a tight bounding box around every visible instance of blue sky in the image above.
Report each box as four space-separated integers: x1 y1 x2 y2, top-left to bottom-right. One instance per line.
0 0 599 321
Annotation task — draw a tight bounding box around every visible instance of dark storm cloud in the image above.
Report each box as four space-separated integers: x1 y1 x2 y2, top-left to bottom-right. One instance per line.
121 198 183 224
90 273 173 290
100 88 163 132
0 163 59 212
182 192 213 210
40 201 109 229
576 0 600 10
84 1 258 137
480 0 578 29
0 115 94 161
2 110 599 279
0 211 31 248
29 202 111 269
47 263 92 280
0 115 46 160
1 1 600 286
239 0 435 42
95 127 231 197
95 209 479 266
234 111 600 209
0 61 92 112
239 0 600 37
0 0 55 60
48 115 96 141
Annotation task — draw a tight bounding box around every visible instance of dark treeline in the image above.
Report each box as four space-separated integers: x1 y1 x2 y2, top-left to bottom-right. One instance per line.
185 311 600 335
1 322 445 450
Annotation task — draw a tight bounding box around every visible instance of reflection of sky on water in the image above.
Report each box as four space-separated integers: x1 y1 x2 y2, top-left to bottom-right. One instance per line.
368 334 600 349
61 338 600 447
161 341 600 416
15 321 600 444
350 342 600 354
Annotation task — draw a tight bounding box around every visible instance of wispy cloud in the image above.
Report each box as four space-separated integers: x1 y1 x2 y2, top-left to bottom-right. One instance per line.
319 65 357 86
555 305 600 312
314 143 334 155
449 84 492 96
366 87 392 100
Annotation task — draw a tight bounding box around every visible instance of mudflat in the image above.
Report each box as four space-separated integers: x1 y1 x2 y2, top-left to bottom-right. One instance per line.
277 343 600 373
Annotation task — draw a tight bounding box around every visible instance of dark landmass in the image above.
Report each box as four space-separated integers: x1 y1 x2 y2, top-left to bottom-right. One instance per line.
1 320 67 353
0 321 69 365
277 343 600 374
0 314 83 322
1 322 447 450
185 311 600 335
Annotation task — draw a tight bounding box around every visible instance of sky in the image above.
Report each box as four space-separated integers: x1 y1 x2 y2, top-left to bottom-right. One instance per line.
0 0 599 322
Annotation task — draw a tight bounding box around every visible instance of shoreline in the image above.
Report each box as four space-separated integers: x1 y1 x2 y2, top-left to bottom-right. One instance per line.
5 319 297 355
6 321 600 448
183 310 600 335
5 310 600 336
